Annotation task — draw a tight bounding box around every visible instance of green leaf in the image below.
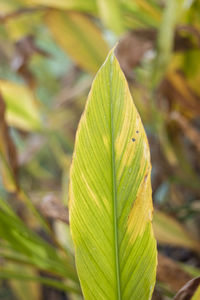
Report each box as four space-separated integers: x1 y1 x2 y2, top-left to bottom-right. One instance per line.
0 268 80 294
0 198 78 282
45 10 109 74
0 81 42 131
69 49 157 300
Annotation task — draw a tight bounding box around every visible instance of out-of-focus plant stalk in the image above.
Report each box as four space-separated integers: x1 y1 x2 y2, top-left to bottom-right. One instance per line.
152 0 184 87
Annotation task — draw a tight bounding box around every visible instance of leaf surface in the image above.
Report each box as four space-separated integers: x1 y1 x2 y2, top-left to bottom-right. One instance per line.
69 49 157 300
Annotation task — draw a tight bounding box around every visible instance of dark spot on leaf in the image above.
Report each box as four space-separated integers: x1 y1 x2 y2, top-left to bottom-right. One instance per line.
144 173 148 183
136 130 139 133
132 138 136 142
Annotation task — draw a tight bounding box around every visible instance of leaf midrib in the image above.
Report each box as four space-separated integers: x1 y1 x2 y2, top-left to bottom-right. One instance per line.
109 57 121 300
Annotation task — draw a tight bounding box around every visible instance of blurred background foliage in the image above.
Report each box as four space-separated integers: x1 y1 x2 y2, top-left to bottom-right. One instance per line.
0 0 200 299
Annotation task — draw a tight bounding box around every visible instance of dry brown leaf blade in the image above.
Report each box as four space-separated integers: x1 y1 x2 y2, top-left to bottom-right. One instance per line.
171 112 200 154
0 93 18 191
39 194 69 224
173 277 200 300
157 253 193 293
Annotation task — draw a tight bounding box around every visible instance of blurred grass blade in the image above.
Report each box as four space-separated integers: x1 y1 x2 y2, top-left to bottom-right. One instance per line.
152 0 185 87
97 0 124 34
45 10 109 73
0 81 42 131
181 264 200 279
0 198 78 282
7 264 41 300
153 210 200 253
0 268 80 294
23 0 97 13
121 0 161 28
0 93 18 192
69 49 157 299
134 0 161 21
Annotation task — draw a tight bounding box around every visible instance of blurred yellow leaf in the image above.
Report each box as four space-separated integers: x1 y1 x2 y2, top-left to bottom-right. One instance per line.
0 0 23 13
134 0 161 21
97 0 124 34
45 10 109 73
167 71 200 117
121 0 161 28
24 0 97 13
153 210 200 253
8 264 41 300
5 12 44 41
0 81 42 131
192 284 200 300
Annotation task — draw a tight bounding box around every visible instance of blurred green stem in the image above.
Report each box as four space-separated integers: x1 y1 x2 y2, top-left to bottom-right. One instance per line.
0 269 81 294
152 0 184 88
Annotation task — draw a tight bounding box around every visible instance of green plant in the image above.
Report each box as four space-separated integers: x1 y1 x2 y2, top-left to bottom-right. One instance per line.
0 1 200 299
0 48 158 300
69 49 157 299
